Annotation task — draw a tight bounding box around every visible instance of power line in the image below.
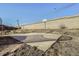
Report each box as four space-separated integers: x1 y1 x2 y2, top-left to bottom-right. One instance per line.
53 3 76 14
43 3 76 18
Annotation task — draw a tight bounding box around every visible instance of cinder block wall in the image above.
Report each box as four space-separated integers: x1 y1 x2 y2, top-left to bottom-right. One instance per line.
21 15 79 30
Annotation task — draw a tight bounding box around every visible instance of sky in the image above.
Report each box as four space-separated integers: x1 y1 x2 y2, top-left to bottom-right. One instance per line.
0 3 79 26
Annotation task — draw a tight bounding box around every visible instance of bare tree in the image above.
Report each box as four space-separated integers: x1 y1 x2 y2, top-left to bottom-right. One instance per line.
0 17 3 36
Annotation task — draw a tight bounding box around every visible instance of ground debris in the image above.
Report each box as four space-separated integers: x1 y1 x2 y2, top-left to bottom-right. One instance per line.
1 34 79 56
7 43 44 56
44 35 79 56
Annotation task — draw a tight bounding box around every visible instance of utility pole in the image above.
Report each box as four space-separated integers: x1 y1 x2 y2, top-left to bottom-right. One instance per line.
17 19 20 28
16 19 21 33
0 17 3 36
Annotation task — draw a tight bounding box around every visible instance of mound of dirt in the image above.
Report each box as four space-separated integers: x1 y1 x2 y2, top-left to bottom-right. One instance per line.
4 43 44 56
44 35 79 56
0 36 21 45
0 36 21 52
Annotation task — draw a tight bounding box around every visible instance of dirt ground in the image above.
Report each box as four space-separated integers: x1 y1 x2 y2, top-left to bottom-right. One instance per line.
0 31 79 56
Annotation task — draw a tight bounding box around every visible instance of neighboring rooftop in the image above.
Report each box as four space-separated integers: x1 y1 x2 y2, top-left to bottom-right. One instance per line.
0 25 19 31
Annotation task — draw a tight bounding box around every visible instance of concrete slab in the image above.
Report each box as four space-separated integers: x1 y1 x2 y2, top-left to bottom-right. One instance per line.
12 33 61 43
43 34 61 39
27 41 55 51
